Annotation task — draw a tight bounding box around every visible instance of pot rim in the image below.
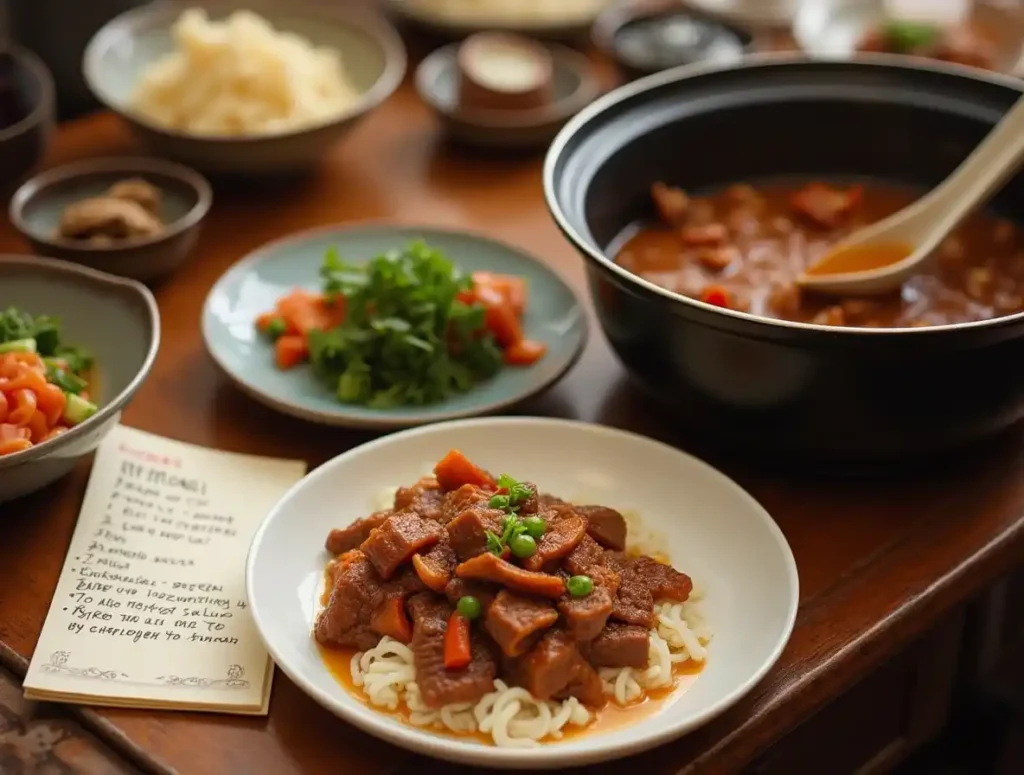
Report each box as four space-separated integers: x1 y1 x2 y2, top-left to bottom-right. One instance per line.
543 51 1024 338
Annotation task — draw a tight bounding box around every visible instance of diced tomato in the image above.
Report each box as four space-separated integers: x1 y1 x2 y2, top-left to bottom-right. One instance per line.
700 285 732 309
274 335 309 370
443 613 472 670
473 272 527 317
434 449 497 491
503 339 547 366
475 285 523 347
276 290 345 336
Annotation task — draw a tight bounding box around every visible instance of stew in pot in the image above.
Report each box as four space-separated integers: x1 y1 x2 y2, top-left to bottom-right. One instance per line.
615 180 1024 328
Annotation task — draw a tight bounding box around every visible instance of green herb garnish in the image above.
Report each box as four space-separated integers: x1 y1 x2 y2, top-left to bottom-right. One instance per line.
309 241 503 407
482 474 541 556
0 307 92 372
882 20 939 53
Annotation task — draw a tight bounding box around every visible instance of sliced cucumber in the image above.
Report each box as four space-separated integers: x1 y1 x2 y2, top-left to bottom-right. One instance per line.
0 338 37 354
63 393 98 426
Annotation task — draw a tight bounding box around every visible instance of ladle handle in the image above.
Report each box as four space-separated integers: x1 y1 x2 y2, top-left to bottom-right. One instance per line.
915 94 1024 251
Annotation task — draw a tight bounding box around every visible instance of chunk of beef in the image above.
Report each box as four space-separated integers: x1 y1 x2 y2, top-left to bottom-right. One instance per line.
412 536 457 593
484 590 558 657
446 506 504 561
537 493 568 508
789 183 863 229
611 561 656 628
651 182 689 226
522 516 587 572
680 223 728 246
629 555 692 602
515 482 540 515
361 513 443 580
557 566 618 642
505 629 578 700
588 623 650 669
555 658 607 708
564 534 607 576
407 592 496 707
439 484 490 524
444 577 498 614
314 552 386 650
575 505 628 551
455 553 565 599
394 477 444 522
325 510 390 555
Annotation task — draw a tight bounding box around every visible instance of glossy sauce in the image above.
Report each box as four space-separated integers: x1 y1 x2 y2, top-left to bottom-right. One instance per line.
318 642 704 744
805 242 914 276
618 181 1024 327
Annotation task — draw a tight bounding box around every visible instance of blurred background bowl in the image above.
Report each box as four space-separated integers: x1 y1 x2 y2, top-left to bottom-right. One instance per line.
82 0 407 175
0 255 159 502
9 157 212 283
0 46 55 191
794 0 1024 74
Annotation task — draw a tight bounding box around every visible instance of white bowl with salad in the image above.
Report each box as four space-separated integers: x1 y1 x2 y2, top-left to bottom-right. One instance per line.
0 255 160 502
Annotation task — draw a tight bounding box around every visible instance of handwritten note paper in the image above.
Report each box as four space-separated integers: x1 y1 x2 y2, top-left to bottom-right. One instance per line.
24 425 305 715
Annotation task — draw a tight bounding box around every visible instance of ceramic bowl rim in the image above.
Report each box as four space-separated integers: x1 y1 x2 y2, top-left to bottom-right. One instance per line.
0 255 161 469
0 46 55 144
245 415 800 768
81 0 408 144
416 42 601 129
8 156 213 253
201 221 589 429
543 51 1024 338
385 0 608 36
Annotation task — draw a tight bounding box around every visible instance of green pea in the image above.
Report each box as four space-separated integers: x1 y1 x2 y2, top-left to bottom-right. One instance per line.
488 493 510 510
567 575 593 598
265 317 287 340
456 595 482 620
522 516 546 539
508 533 537 559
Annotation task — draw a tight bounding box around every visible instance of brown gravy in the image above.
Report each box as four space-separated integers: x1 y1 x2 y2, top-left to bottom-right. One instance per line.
620 180 1024 327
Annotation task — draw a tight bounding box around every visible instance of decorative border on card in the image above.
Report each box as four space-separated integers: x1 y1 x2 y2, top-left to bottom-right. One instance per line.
156 664 250 689
42 651 127 681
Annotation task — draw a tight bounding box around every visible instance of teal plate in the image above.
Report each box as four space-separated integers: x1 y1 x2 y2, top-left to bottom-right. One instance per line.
202 224 588 428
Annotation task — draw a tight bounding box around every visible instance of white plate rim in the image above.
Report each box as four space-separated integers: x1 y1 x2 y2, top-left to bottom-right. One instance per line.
246 417 800 768
200 223 589 429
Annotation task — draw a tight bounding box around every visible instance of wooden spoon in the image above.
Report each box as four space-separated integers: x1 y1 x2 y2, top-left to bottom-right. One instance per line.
797 93 1024 296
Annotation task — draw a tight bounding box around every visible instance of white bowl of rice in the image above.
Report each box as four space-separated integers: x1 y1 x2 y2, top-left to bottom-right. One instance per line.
247 418 799 768
83 1 406 175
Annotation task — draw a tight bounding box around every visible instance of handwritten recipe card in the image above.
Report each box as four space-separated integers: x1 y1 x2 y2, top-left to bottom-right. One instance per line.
24 425 305 715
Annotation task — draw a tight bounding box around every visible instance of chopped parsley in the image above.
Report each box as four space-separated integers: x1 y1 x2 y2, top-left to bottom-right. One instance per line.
483 474 540 556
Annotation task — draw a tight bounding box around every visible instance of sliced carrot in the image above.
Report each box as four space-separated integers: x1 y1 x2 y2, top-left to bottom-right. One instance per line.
443 612 472 670
274 335 309 370
412 553 450 593
370 598 413 644
433 449 496 491
503 339 547 366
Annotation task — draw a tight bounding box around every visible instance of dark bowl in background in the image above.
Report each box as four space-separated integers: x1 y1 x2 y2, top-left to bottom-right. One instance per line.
544 55 1024 469
0 46 55 189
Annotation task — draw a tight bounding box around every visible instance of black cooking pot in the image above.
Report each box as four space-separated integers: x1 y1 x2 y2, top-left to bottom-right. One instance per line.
544 55 1024 468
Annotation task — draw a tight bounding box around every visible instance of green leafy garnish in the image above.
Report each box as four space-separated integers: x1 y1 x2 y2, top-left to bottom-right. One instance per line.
483 478 542 556
497 474 533 507
0 307 92 373
882 20 939 53
309 241 503 407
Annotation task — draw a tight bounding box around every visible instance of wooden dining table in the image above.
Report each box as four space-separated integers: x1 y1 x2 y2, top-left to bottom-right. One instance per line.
0 27 1022 774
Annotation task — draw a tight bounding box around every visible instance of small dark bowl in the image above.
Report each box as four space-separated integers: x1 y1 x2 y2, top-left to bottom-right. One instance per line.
544 55 1024 469
0 46 55 190
9 157 212 283
593 0 752 80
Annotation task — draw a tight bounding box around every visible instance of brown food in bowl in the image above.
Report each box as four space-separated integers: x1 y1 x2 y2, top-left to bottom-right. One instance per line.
57 178 165 244
616 180 1024 327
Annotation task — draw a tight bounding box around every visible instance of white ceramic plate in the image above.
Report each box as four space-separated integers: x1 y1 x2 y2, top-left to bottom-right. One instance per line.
386 0 613 38
246 418 799 768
